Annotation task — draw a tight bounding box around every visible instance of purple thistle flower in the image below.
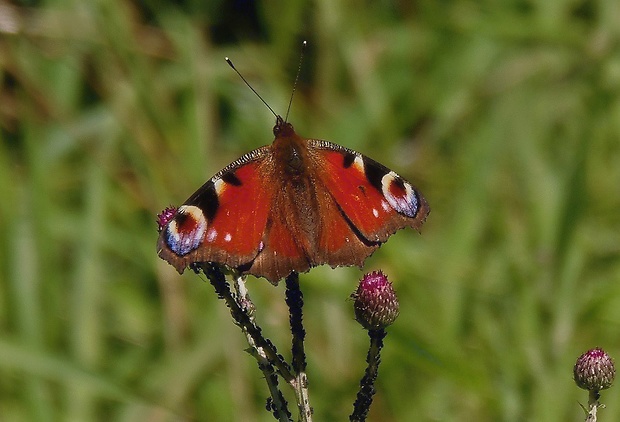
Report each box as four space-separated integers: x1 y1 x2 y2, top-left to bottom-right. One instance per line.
157 206 177 232
351 271 400 331
574 347 615 392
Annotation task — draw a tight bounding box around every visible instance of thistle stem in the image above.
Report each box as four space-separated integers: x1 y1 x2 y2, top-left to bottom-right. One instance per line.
232 274 291 422
350 329 386 422
285 272 312 421
585 390 601 422
199 263 293 421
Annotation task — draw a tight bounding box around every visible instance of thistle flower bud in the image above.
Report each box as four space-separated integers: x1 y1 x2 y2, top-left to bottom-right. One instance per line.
157 206 177 232
574 347 615 392
351 271 399 331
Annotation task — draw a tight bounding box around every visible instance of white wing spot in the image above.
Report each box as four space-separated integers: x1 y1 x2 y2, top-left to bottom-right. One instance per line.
381 200 390 212
372 208 379 218
214 178 226 195
206 228 217 242
224 233 232 242
352 156 365 173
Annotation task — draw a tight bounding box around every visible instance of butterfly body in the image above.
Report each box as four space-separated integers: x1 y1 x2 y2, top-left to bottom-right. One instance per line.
157 116 429 284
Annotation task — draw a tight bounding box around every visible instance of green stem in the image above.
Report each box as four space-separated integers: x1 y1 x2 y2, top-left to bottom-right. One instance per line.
585 389 601 422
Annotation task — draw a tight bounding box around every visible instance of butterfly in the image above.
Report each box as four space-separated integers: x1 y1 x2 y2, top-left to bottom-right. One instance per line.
157 112 429 285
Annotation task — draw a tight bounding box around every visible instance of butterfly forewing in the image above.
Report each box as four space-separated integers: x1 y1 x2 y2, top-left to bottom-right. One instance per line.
310 140 429 242
157 147 274 273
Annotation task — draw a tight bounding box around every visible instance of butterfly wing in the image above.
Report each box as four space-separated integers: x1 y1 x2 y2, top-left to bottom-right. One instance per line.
245 163 381 282
311 181 382 268
157 147 275 274
309 139 429 244
247 200 314 282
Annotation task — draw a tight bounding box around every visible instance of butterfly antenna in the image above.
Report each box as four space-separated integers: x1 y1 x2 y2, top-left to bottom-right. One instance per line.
226 57 278 118
284 40 307 123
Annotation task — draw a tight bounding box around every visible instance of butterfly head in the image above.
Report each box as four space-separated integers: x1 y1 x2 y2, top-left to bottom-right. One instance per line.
273 115 295 139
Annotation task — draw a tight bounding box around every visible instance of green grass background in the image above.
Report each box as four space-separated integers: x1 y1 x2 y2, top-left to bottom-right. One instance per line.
2 0 620 420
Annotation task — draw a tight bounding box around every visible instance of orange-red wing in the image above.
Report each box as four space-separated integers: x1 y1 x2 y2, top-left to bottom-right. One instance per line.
314 186 379 265
248 207 310 282
157 149 274 273
199 162 272 260
312 141 428 243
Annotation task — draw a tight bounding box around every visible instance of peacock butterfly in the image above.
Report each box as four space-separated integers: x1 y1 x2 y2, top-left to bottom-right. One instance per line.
157 56 429 285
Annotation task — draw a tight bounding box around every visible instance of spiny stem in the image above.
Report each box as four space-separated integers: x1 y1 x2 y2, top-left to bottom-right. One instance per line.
585 390 601 422
198 264 294 397
285 272 312 421
350 329 387 422
231 274 291 422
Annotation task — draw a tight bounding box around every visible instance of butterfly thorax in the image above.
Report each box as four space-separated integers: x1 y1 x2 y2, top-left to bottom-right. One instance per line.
272 121 309 179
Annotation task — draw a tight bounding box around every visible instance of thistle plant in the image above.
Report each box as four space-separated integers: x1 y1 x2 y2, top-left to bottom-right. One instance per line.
574 347 615 422
191 263 402 421
156 206 178 231
350 271 399 422
158 205 404 420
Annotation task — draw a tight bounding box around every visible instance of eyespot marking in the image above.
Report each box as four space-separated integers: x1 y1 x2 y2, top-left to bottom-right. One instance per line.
165 205 207 255
381 172 419 218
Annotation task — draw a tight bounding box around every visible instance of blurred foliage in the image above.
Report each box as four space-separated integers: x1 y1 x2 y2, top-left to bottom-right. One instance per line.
1 0 620 421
